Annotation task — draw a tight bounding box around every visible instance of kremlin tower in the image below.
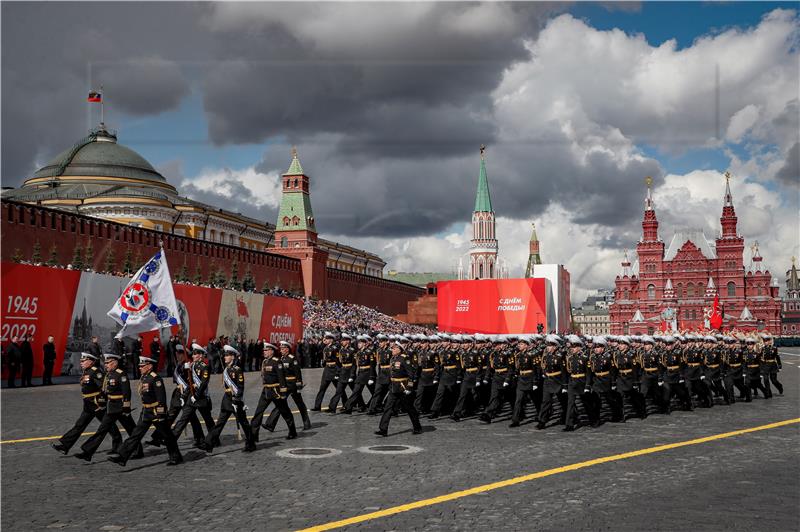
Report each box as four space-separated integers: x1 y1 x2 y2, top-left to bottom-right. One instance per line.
469 145 498 280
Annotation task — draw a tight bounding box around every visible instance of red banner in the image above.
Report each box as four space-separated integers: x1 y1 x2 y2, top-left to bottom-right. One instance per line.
1 263 82 378
1 262 303 379
259 295 303 346
437 278 547 334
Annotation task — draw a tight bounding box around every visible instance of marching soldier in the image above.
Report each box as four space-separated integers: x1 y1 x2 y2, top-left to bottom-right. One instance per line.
563 335 591 432
451 336 482 421
586 337 623 426
537 335 568 429
660 336 693 413
109 355 183 466
684 336 712 408
702 336 728 405
760 334 783 397
146 344 205 448
612 336 646 419
368 334 392 415
312 332 340 411
171 344 217 444
375 341 422 436
480 336 516 423
429 335 462 418
343 335 375 414
509 335 540 427
744 337 769 398
201 345 256 453
723 336 750 403
328 333 355 414
75 353 140 461
265 341 312 430
52 352 123 455
637 335 664 415
414 335 441 415
250 343 297 442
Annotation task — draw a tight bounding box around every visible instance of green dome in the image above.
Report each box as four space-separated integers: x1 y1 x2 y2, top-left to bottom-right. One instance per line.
32 129 166 183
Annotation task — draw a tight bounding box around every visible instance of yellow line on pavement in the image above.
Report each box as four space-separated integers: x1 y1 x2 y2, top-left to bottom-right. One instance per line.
0 408 315 445
297 417 800 532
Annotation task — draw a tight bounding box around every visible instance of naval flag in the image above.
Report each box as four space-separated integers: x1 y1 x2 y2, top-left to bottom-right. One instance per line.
108 248 180 339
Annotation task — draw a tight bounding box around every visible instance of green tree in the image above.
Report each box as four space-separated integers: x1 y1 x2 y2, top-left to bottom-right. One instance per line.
228 261 241 290
71 244 84 270
11 249 23 263
84 241 94 270
215 266 228 288
30 241 42 264
104 248 116 273
193 261 203 285
242 267 255 292
122 247 133 274
207 263 218 286
261 277 272 293
46 243 59 267
177 259 189 282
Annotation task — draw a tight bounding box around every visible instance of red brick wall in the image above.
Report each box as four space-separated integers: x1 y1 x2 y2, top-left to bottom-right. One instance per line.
1 201 304 292
326 267 424 316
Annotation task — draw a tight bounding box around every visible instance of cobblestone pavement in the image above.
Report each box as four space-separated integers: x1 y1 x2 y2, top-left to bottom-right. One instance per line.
2 349 799 531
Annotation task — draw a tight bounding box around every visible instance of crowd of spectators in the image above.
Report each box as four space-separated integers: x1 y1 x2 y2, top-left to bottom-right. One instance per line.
302 298 429 340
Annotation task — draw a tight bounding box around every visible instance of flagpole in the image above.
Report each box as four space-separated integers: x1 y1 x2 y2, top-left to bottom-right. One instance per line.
100 84 104 127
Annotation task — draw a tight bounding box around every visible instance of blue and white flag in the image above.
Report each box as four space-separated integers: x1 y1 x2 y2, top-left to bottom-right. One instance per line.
108 248 180 339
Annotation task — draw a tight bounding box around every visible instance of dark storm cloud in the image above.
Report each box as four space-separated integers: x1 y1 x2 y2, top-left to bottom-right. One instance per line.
775 142 799 187
1 2 210 185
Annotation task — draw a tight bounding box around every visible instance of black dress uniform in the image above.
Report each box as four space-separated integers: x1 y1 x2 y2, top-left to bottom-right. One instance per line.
452 347 482 421
414 345 440 414
376 345 422 436
612 343 646 419
429 344 462 418
52 355 122 454
204 361 255 452
344 343 375 413
563 341 592 431
313 338 341 411
537 341 568 429
684 342 712 408
250 352 297 441
638 342 665 415
723 341 750 402
171 357 217 442
510 340 541 427
703 341 728 404
265 348 312 430
481 345 516 422
78 357 139 460
368 342 393 414
586 344 623 425
328 341 356 413
760 341 783 397
147 352 205 447
660 344 693 413
110 363 182 466
744 344 768 398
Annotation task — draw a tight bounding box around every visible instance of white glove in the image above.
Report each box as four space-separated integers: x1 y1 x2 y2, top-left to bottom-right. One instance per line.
348 378 353 383
658 381 663 387
456 380 462 385
334 375 339 380
180 398 185 406
561 387 567 393
404 389 412 395
183 362 191 369
189 396 196 404
611 386 617 391
232 403 238 413
700 376 706 380
679 379 685 384
503 382 509 387
532 385 538 391
433 380 438 385
368 380 374 386
483 380 489 385
243 404 249 412
475 381 481 387
584 388 590 393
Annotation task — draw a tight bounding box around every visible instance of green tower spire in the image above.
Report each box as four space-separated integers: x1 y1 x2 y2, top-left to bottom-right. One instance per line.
276 147 315 235
474 144 493 213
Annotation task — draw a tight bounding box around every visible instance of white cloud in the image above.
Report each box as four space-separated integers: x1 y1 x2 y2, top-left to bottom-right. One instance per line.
181 166 282 209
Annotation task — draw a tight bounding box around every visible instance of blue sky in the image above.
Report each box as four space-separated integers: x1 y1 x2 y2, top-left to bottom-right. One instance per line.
101 2 793 183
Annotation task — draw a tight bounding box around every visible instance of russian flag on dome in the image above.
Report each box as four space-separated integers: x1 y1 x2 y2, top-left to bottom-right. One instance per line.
87 90 102 103
108 248 180 339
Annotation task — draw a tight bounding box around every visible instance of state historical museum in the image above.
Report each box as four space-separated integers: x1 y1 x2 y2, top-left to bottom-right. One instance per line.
610 175 781 334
